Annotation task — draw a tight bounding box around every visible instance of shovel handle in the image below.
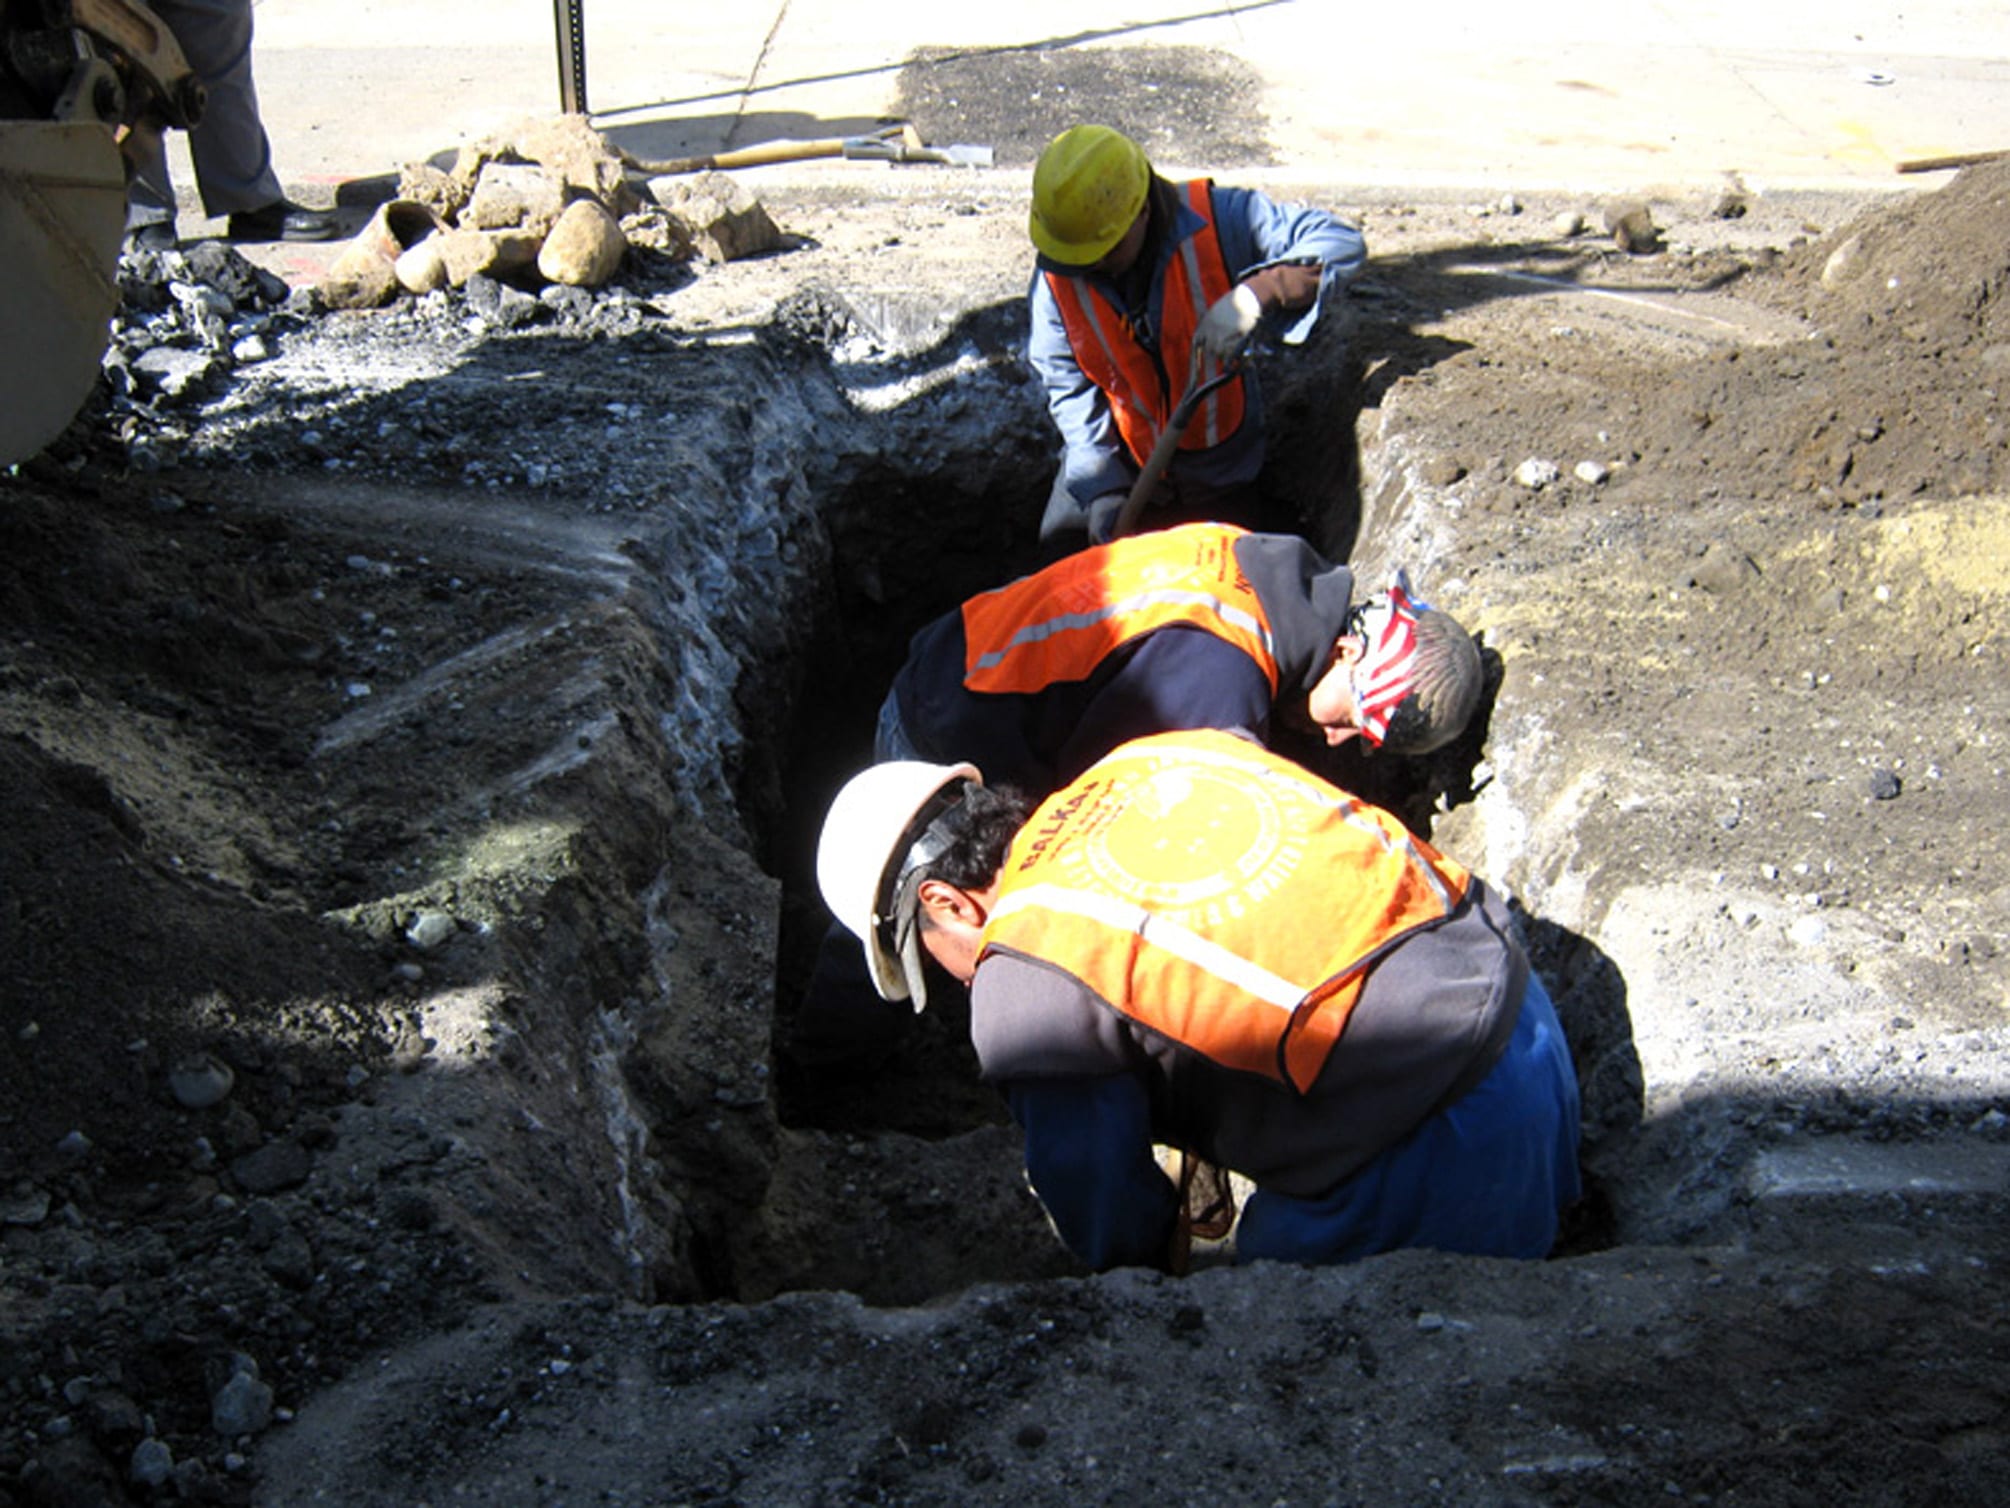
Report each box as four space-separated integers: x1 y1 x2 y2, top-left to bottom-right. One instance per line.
1109 355 1245 540
627 138 848 175
1895 148 2008 174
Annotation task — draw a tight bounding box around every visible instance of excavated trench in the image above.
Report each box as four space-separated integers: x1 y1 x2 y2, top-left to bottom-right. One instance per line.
600 283 2002 1309
263 291 1686 1314
280 293 1542 1311
565 309 1632 1307
127 270 1994 1324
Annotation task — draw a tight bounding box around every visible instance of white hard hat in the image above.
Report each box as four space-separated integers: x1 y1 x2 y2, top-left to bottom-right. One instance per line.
817 759 981 1010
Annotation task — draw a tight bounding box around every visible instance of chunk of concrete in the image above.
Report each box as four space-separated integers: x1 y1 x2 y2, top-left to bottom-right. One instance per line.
619 207 696 260
464 162 569 237
646 172 785 264
1603 199 1660 254
395 238 450 295
397 161 470 223
508 113 639 214
450 114 640 218
433 227 542 288
317 200 447 309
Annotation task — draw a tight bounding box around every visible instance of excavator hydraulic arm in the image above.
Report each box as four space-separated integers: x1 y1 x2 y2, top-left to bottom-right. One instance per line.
2 0 203 465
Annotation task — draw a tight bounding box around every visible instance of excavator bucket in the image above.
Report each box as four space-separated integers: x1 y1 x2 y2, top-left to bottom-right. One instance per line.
3 0 206 464
0 118 127 465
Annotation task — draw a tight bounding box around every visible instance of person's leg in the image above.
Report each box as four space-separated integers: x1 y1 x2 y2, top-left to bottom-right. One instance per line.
124 128 179 229
872 688 921 763
145 0 285 217
1236 975 1583 1264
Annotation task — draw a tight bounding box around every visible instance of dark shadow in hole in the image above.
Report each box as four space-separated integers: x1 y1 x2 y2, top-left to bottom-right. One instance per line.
1516 909 1640 1256
763 332 1053 1134
1253 309 1372 559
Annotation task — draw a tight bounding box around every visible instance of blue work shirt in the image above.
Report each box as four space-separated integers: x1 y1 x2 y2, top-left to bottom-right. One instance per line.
1028 182 1367 513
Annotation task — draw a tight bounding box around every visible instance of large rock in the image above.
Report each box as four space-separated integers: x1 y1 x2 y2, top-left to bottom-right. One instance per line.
537 199 627 287
452 114 640 218
394 238 450 295
646 172 785 263
318 254 399 311
464 162 569 236
431 227 542 288
397 161 470 223
619 207 696 260
508 113 640 214
1603 198 1660 253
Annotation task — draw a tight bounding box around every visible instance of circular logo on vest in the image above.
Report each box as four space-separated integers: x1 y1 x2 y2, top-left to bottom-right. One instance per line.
1073 763 1307 914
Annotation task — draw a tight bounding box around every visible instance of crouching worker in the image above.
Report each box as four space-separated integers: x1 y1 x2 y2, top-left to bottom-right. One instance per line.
816 727 1581 1271
884 521 1483 794
785 521 1483 1076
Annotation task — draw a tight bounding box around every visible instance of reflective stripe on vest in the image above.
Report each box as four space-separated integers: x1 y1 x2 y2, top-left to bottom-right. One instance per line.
961 523 1280 696
1042 179 1247 467
982 729 1472 1094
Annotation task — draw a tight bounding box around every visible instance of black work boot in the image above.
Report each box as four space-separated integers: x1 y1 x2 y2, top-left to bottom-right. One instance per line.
226 200 340 243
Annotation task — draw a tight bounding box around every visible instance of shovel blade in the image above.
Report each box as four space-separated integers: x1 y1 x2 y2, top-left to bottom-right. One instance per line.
840 137 994 168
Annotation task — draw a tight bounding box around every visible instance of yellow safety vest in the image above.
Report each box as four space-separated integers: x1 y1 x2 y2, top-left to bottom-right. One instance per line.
961 523 1279 696
1041 179 1249 467
982 729 1471 1093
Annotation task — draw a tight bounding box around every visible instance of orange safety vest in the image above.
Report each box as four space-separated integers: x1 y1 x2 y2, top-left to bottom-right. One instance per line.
981 729 1472 1094
960 522 1280 697
1041 180 1248 468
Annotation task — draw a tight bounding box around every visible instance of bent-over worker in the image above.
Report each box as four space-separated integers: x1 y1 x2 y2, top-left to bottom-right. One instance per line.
881 520 1480 797
817 727 1582 1270
786 521 1483 1069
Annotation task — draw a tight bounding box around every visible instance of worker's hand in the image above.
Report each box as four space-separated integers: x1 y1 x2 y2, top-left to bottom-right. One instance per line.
1194 283 1265 364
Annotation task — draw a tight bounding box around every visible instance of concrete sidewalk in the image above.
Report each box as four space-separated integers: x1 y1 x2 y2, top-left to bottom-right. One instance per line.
185 0 2010 244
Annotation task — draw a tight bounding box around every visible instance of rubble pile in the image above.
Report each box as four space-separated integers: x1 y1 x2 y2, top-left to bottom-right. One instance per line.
99 238 304 472
74 116 809 479
317 115 787 311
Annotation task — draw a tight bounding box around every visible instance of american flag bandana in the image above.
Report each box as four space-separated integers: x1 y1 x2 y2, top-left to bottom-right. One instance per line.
1352 571 1427 746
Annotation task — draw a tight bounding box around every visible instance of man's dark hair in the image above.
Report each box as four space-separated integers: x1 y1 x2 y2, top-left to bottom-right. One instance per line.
914 783 1034 894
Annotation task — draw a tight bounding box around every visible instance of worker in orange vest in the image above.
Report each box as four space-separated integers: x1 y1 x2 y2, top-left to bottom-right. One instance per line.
1028 125 1366 546
881 521 1480 797
786 522 1484 1074
816 728 1582 1270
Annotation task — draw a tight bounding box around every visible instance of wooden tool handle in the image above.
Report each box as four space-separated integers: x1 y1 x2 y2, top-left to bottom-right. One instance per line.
1895 149 2007 174
625 138 846 175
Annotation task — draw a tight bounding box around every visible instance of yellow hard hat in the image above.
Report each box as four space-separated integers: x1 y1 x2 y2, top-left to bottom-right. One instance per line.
1028 125 1151 265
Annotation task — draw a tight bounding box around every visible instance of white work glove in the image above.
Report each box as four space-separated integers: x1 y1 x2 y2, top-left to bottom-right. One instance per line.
1194 283 1265 364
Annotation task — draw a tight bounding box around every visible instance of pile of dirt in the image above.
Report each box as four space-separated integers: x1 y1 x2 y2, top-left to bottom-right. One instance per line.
2 152 2007 1506
1670 158 2010 504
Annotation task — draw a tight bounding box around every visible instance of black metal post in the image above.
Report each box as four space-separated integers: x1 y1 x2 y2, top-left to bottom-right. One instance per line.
553 0 588 114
